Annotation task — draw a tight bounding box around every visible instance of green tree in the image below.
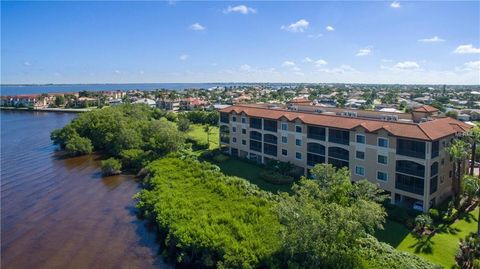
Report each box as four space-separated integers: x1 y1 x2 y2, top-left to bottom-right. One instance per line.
449 140 470 202
276 164 386 268
465 126 480 176
65 135 93 156
51 124 78 149
455 233 480 269
177 117 191 132
463 175 480 237
101 157 122 176
54 95 65 107
446 110 459 119
203 124 213 148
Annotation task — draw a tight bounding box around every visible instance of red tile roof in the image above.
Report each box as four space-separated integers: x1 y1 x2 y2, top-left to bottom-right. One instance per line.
220 105 471 141
287 98 311 104
413 105 439 113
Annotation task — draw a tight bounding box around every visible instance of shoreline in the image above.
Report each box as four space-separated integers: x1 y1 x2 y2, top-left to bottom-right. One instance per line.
0 107 92 113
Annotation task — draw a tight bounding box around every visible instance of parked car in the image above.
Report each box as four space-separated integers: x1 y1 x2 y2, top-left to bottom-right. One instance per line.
413 201 424 211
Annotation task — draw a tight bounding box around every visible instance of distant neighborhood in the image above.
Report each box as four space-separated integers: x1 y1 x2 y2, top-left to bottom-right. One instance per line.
2 84 480 122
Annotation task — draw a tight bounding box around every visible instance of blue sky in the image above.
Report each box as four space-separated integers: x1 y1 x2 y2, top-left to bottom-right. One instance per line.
1 1 479 84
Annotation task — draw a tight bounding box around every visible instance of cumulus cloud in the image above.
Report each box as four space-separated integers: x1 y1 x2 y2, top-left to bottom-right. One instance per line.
393 61 421 70
179 54 189 60
282 61 297 67
325 26 335 31
308 33 323 39
418 36 445 43
390 1 401 8
223 5 256 14
453 44 480 54
315 59 328 67
457 61 480 71
356 48 372 56
318 65 356 74
190 23 206 31
281 19 309 33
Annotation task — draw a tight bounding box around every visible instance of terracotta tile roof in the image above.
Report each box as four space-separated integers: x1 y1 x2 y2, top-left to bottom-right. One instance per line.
220 105 471 141
413 105 439 113
288 98 311 104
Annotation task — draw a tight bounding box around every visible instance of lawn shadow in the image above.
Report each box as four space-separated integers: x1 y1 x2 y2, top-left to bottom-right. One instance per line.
375 219 410 248
409 233 435 254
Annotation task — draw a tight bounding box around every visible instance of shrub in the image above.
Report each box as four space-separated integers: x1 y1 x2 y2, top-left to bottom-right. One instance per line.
65 135 93 156
177 117 191 132
119 149 146 171
414 214 433 234
428 208 441 222
135 158 282 268
101 157 122 176
259 170 294 185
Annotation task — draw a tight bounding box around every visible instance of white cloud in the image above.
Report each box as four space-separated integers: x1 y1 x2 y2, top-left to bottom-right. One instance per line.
190 23 206 31
418 36 445 43
281 19 309 33
356 48 372 56
393 61 421 70
223 5 256 14
390 1 401 8
381 58 393 63
239 64 252 71
318 65 356 74
325 26 335 32
457 61 480 71
303 57 313 63
315 59 328 67
281 61 296 68
453 44 480 54
179 54 189 60
23 61 31 66
114 70 121 74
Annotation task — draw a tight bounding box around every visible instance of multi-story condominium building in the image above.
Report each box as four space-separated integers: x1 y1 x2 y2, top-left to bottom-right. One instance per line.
219 103 472 212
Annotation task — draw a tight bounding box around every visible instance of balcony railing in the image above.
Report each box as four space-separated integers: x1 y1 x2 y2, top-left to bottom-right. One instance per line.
397 149 425 159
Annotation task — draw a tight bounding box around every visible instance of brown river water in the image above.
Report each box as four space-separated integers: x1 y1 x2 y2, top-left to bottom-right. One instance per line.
1 110 169 269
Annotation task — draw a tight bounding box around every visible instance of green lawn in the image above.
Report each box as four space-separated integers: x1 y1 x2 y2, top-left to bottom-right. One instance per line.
187 124 219 150
377 208 479 268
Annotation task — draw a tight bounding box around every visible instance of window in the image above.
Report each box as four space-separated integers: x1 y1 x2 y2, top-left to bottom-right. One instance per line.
307 126 326 141
307 143 325 155
356 134 366 144
281 123 288 131
249 117 262 129
296 152 302 160
395 173 424 195
356 151 365 160
281 136 288 143
431 162 439 176
296 139 302 146
232 127 236 132
250 140 262 152
396 160 425 177
296 125 302 133
441 158 445 165
220 112 230 124
250 131 262 141
241 117 246 123
329 128 350 145
242 129 246 134
263 119 277 132
430 176 438 194
264 134 277 145
328 147 349 161
220 125 230 143
242 140 246 145
355 166 365 176
397 138 426 159
378 137 388 148
282 149 288 156
378 155 388 165
449 170 452 178
263 143 277 156
432 141 439 158
307 153 325 166
232 137 237 143
377 171 388 181
232 116 237 122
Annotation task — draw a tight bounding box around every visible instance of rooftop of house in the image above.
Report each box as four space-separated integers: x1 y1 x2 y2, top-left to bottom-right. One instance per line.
220 104 472 141
412 105 439 113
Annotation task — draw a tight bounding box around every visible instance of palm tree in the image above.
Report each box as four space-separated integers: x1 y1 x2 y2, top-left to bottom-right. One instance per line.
203 124 212 149
465 126 480 176
463 175 480 237
449 139 470 202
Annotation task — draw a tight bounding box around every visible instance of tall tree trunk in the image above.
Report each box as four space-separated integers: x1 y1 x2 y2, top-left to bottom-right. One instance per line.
478 207 480 238
471 141 476 176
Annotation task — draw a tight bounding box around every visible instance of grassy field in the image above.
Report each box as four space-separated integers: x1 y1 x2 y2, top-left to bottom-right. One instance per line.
376 208 479 268
187 124 219 150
